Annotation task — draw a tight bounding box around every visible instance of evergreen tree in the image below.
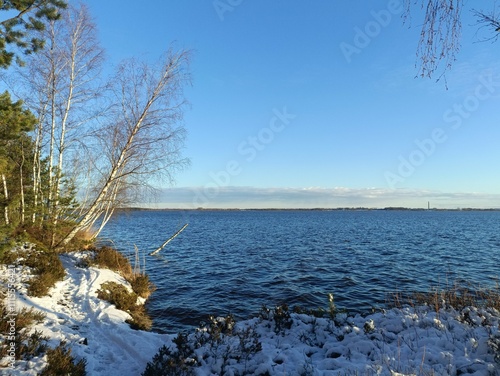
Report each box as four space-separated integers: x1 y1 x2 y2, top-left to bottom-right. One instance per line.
0 0 67 68
0 91 37 227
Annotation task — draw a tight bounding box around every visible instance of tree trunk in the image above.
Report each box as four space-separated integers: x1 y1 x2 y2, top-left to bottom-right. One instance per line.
59 66 167 246
19 146 25 224
2 173 9 225
32 114 45 224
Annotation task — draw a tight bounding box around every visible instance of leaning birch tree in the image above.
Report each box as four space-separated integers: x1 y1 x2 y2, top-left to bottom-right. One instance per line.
59 49 190 246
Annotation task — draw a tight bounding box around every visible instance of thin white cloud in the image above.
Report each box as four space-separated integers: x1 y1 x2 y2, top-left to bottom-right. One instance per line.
152 186 500 209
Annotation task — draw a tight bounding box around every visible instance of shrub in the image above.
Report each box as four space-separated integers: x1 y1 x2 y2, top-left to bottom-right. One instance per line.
130 274 156 299
40 342 86 376
126 305 153 331
96 281 152 331
89 246 156 325
97 281 137 311
88 246 132 278
259 304 292 334
142 337 196 376
0 244 65 297
19 330 49 359
0 299 47 360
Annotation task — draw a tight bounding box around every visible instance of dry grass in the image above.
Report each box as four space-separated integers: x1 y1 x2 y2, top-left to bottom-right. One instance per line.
87 246 133 278
388 280 500 312
86 246 156 298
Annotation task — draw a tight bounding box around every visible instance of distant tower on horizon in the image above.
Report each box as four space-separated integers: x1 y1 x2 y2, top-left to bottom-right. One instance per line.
428 201 430 210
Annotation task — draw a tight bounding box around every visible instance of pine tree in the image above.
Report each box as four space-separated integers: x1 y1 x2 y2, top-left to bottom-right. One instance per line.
0 0 67 68
0 91 37 227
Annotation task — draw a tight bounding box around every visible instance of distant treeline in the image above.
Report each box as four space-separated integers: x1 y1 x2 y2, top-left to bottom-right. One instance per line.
115 207 500 212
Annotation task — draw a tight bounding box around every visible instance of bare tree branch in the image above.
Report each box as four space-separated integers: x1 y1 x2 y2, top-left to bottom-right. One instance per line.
404 0 464 81
472 8 500 43
59 48 191 246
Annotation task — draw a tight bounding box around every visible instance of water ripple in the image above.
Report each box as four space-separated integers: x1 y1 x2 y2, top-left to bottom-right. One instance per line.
99 210 500 332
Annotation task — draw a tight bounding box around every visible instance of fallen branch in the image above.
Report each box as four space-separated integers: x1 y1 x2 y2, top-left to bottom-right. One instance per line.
149 223 188 256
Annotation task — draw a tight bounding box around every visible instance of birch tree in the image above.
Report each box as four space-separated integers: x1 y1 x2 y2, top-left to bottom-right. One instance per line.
59 49 191 246
12 3 104 227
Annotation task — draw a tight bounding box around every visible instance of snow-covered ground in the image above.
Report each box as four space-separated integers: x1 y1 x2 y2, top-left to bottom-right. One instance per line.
1 252 172 375
1 252 500 375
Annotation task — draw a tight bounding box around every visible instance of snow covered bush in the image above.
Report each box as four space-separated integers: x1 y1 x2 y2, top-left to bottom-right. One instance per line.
0 298 46 363
0 243 65 297
39 341 86 376
96 281 152 330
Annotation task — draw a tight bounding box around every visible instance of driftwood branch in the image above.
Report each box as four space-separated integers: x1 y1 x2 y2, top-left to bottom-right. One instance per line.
149 223 188 256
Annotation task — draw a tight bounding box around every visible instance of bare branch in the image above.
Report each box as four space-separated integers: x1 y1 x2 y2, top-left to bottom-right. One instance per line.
404 0 464 81
472 8 500 43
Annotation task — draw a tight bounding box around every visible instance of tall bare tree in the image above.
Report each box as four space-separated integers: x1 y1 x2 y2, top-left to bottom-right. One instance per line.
11 3 105 228
59 49 191 246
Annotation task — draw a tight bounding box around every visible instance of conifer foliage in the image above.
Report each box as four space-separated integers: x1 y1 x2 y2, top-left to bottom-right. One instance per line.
0 0 67 68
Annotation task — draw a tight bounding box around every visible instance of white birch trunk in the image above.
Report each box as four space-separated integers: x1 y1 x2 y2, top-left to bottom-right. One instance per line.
2 174 9 225
19 147 25 224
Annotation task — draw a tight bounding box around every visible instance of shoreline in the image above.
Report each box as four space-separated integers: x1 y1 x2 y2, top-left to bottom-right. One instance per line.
1 249 500 375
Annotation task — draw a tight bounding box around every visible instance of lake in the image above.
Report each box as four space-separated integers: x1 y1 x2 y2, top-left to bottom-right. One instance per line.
98 209 500 333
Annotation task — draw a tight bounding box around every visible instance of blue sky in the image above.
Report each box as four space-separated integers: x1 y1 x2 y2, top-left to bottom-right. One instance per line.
82 0 500 209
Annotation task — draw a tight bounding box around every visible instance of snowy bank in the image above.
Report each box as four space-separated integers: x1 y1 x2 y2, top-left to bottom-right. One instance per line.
1 251 171 375
1 251 500 375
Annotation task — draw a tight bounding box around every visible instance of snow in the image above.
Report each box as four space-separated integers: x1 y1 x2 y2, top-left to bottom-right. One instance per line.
1 252 171 375
1 252 500 375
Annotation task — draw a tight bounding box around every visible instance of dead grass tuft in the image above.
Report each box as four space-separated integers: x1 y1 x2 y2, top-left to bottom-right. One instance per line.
388 280 500 312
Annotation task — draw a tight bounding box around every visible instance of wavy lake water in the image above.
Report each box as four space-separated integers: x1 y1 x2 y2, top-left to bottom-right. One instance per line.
98 209 500 333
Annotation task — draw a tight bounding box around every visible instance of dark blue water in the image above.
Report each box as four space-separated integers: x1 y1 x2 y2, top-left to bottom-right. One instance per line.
98 210 500 333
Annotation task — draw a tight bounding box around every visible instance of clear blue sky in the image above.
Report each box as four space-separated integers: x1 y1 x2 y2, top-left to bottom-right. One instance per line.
82 0 500 209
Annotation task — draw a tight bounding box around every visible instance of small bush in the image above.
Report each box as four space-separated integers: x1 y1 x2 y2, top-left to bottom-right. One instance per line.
130 274 156 299
142 337 196 376
259 304 292 334
88 246 133 278
126 305 153 331
97 281 137 312
40 342 86 376
97 281 152 331
0 299 47 360
19 330 49 359
1 244 65 297
89 247 156 321
27 251 65 298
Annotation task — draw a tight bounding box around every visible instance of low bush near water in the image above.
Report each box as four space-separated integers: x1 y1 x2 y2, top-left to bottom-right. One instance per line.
86 246 133 278
89 246 156 330
96 281 152 331
86 246 156 297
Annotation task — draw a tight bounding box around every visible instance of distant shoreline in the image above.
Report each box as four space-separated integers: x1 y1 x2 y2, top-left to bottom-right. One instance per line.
115 207 500 212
